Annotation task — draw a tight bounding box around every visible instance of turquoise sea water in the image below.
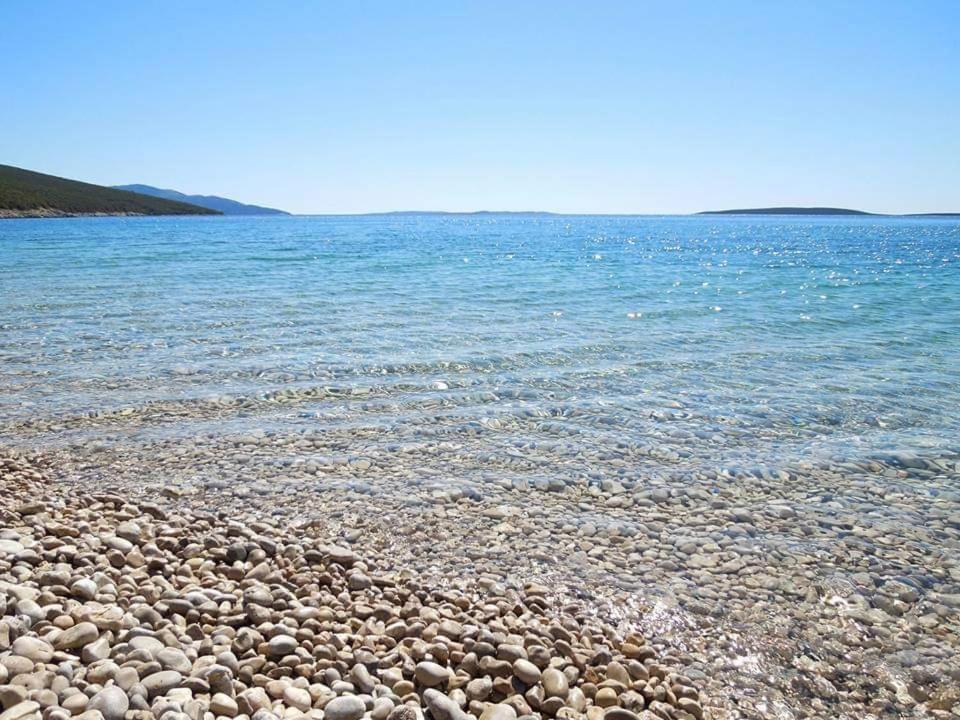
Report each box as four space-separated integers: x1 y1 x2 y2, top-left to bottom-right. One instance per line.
1 214 958 468
3 214 960 717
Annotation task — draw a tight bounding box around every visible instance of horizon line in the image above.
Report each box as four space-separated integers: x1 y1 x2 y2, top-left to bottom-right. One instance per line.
271 208 960 218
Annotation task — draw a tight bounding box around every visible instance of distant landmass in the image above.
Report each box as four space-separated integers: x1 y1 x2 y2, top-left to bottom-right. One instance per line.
0 164 219 218
364 210 557 217
6 169 958 220
701 206 870 216
699 206 960 217
114 184 289 216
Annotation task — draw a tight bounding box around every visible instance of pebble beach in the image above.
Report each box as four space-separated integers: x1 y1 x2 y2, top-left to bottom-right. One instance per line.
1 451 704 720
2 214 960 720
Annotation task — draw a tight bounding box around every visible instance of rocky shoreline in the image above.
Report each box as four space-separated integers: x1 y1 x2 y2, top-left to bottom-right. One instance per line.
3 430 960 720
0 452 705 720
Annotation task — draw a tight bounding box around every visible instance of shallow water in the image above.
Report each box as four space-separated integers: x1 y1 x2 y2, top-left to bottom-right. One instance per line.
2 214 959 459
2 214 960 718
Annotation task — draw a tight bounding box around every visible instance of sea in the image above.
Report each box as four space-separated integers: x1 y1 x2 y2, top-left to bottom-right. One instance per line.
1 213 959 718
2 214 958 463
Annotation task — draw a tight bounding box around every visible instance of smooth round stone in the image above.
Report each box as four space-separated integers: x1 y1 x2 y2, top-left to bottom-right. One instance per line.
0 655 29 688
264 680 290 699
605 662 630 686
115 522 142 542
141 670 183 697
414 661 449 687
156 648 192 674
210 693 239 717
33 689 58 708
0 686 28 709
205 665 234 695
479 704 518 720
603 710 639 720
85 662 115 686
347 573 372 590
350 664 375 694
585 707 605 720
423 690 470 720
71 578 98 601
267 634 298 656
676 698 703 719
11 636 54 663
386 707 419 720
0 701 41 720
379 668 403 689
215 651 240 675
129 636 165 656
237 687 271 715
0 539 25 554
85 606 124 633
327 545 358 567
88 687 130 720
62 694 89 714
371 697 395 720
437 620 463 639
330 681 355 695
15 599 43 624
465 677 492 702
323 695 366 720
541 669 569 699
82 636 112 664
393 680 415 696
54 621 100 650
282 687 312 712
512 659 541 685
115 667 140 691
566 687 587 712
496 644 525 663
594 688 618 708
541 697 566 716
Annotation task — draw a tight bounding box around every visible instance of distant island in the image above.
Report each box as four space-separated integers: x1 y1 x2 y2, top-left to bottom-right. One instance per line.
699 206 960 217
0 164 219 218
114 184 289 216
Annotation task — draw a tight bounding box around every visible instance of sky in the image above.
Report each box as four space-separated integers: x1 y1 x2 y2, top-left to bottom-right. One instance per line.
3 1 959 214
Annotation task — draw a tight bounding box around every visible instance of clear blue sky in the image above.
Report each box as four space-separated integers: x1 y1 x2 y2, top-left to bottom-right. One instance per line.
3 1 958 214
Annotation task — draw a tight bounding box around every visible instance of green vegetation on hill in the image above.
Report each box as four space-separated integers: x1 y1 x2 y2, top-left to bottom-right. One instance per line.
0 164 220 217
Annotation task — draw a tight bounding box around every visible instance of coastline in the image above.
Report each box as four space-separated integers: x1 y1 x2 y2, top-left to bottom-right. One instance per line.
1 210 169 219
0 450 703 720
5 429 960 719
